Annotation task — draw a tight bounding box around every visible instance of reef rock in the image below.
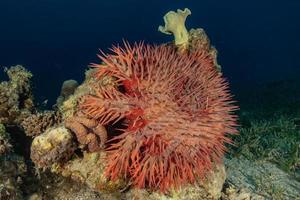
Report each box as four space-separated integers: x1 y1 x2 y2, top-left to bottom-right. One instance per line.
50 151 126 194
125 163 226 200
51 151 226 200
30 126 77 168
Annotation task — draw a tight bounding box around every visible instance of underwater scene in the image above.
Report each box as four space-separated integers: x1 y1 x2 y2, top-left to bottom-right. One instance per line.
0 1 299 200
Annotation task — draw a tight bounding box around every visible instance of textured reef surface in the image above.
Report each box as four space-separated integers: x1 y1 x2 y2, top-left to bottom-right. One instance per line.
0 8 299 200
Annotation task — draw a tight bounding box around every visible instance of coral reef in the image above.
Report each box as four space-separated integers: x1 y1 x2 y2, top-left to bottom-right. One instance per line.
56 79 79 107
0 154 27 200
26 173 106 200
0 123 12 155
0 65 34 125
0 119 27 199
50 152 226 199
158 8 191 49
79 42 238 192
21 110 62 137
65 115 107 152
30 126 77 168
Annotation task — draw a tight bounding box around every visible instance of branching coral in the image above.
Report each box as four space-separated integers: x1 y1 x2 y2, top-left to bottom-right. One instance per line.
79 42 238 192
65 115 107 152
0 65 34 125
21 111 62 137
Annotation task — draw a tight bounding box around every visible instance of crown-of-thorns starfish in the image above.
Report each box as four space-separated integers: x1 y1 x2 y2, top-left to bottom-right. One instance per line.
80 42 238 192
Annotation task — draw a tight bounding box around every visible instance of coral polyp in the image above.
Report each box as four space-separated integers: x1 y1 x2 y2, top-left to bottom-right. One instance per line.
79 42 238 192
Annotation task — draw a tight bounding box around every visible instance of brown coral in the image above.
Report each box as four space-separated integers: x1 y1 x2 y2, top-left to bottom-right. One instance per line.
65 115 107 152
79 42 238 192
21 111 62 137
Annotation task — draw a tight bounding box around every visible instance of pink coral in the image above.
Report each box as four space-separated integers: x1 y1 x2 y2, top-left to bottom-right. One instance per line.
79 42 238 192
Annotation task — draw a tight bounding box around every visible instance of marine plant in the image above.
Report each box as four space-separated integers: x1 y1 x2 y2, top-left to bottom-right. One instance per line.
230 115 300 176
79 42 238 192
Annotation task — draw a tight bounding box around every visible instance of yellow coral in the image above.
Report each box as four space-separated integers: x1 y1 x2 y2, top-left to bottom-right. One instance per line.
158 8 191 47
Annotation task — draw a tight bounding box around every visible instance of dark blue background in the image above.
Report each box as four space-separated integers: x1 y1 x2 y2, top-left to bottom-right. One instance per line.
0 0 300 106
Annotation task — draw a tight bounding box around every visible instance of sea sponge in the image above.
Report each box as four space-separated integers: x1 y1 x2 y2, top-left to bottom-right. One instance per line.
79 42 238 192
158 8 191 48
21 110 62 137
30 126 77 168
65 115 107 152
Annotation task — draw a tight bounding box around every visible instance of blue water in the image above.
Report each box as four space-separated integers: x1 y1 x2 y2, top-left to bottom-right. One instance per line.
0 0 300 106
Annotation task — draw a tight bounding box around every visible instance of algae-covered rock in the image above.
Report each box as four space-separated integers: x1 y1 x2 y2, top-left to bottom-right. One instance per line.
51 151 126 195
31 126 77 168
51 151 226 200
26 173 111 200
124 163 226 200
